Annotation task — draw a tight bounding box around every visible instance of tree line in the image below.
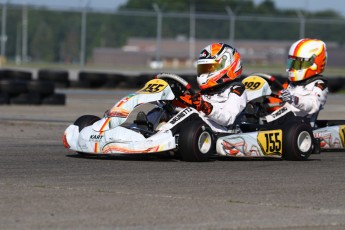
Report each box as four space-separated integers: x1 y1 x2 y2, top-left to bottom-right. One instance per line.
2 0 344 63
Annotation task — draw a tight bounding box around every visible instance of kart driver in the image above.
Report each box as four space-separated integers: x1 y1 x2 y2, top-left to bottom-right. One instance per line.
266 38 328 125
179 43 247 132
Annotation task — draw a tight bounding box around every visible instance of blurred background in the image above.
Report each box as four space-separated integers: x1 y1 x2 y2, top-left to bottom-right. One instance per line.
0 0 345 99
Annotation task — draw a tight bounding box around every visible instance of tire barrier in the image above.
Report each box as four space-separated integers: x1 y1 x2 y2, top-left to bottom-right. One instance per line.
1 68 345 105
104 72 127 88
0 69 32 81
38 69 69 88
0 79 65 105
327 77 345 93
78 71 108 88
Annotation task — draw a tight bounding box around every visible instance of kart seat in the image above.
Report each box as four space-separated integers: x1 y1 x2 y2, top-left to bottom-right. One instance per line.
134 111 154 132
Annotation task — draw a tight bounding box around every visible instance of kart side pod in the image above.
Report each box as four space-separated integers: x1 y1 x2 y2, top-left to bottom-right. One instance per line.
216 119 315 160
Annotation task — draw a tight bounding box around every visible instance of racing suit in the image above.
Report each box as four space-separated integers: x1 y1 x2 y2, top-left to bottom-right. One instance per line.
266 75 328 124
182 81 247 132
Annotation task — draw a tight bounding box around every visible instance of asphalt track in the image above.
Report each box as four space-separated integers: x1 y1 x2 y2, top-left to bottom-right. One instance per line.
1 90 345 230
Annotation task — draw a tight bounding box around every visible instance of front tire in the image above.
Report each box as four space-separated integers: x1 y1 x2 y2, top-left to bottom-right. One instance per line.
178 121 215 162
282 120 313 161
74 115 100 132
73 115 101 156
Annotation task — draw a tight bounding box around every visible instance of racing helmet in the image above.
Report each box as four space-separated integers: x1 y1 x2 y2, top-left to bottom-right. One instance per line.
197 43 242 90
286 38 327 82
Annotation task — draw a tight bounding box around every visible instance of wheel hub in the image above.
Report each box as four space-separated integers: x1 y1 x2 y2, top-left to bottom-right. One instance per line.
198 131 212 154
298 131 312 152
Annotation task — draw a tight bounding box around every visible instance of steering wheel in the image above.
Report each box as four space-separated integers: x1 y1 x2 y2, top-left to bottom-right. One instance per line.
155 73 196 97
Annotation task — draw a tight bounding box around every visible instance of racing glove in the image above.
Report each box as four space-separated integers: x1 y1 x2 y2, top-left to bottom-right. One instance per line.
179 93 193 106
280 89 299 105
179 93 213 115
190 93 213 115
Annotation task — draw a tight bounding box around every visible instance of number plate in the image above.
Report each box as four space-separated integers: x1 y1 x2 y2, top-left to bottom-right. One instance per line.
242 76 266 91
257 130 283 155
339 125 345 147
138 79 168 94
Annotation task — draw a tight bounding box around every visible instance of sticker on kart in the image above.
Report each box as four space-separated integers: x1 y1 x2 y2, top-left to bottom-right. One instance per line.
242 75 266 91
339 125 345 147
257 129 283 155
138 79 168 94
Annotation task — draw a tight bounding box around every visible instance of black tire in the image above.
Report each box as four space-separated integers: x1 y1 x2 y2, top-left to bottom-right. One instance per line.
328 77 344 93
10 93 41 105
137 73 153 87
178 120 215 162
73 115 101 156
104 73 126 88
0 80 27 94
74 115 101 132
3 70 32 81
27 80 55 95
41 93 66 105
120 75 139 89
282 120 314 161
38 69 70 88
78 71 107 88
0 93 10 104
0 69 6 80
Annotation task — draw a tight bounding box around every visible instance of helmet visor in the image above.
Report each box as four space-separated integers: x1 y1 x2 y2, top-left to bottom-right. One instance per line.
286 55 314 70
197 63 222 76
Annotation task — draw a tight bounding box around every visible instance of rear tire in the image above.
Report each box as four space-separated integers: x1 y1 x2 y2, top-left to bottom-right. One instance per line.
282 120 313 161
178 121 215 162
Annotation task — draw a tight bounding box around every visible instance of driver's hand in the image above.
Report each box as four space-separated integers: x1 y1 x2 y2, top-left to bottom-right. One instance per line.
179 93 193 106
280 89 299 105
191 93 213 115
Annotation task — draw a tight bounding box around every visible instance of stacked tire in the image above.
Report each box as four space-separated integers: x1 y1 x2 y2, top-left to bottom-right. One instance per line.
38 69 69 88
77 71 127 88
0 69 65 105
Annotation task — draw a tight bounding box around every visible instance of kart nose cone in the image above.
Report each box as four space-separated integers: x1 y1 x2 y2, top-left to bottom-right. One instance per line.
62 133 70 149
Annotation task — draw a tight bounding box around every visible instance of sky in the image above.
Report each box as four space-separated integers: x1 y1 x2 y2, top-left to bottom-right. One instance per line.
255 0 345 16
1 0 345 17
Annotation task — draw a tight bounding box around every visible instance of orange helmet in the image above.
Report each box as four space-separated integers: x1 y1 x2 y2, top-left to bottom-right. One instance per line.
197 43 242 90
286 38 327 82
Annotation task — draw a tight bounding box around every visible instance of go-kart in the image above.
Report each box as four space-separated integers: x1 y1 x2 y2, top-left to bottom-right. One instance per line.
240 72 345 151
62 73 317 161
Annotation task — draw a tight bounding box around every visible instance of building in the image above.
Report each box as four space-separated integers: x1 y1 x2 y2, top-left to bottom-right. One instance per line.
92 38 340 68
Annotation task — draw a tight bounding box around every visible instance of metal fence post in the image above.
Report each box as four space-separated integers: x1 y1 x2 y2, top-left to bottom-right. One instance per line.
297 10 305 39
1 1 9 59
153 3 162 68
189 3 195 67
80 0 90 69
22 1 28 63
226 6 235 45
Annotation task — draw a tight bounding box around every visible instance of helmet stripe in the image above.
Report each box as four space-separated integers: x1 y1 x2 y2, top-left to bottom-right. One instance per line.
294 39 309 56
211 43 222 57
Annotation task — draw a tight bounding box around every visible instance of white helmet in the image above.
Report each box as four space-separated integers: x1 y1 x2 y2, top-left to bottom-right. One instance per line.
197 43 242 90
286 38 327 82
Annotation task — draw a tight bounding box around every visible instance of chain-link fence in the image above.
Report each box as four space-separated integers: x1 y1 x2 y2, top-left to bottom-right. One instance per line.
1 3 345 69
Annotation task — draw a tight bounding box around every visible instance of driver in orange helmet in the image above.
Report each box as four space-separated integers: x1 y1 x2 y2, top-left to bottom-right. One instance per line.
180 43 247 132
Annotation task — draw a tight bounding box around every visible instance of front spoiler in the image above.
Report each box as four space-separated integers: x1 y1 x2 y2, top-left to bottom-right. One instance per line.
63 124 177 155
